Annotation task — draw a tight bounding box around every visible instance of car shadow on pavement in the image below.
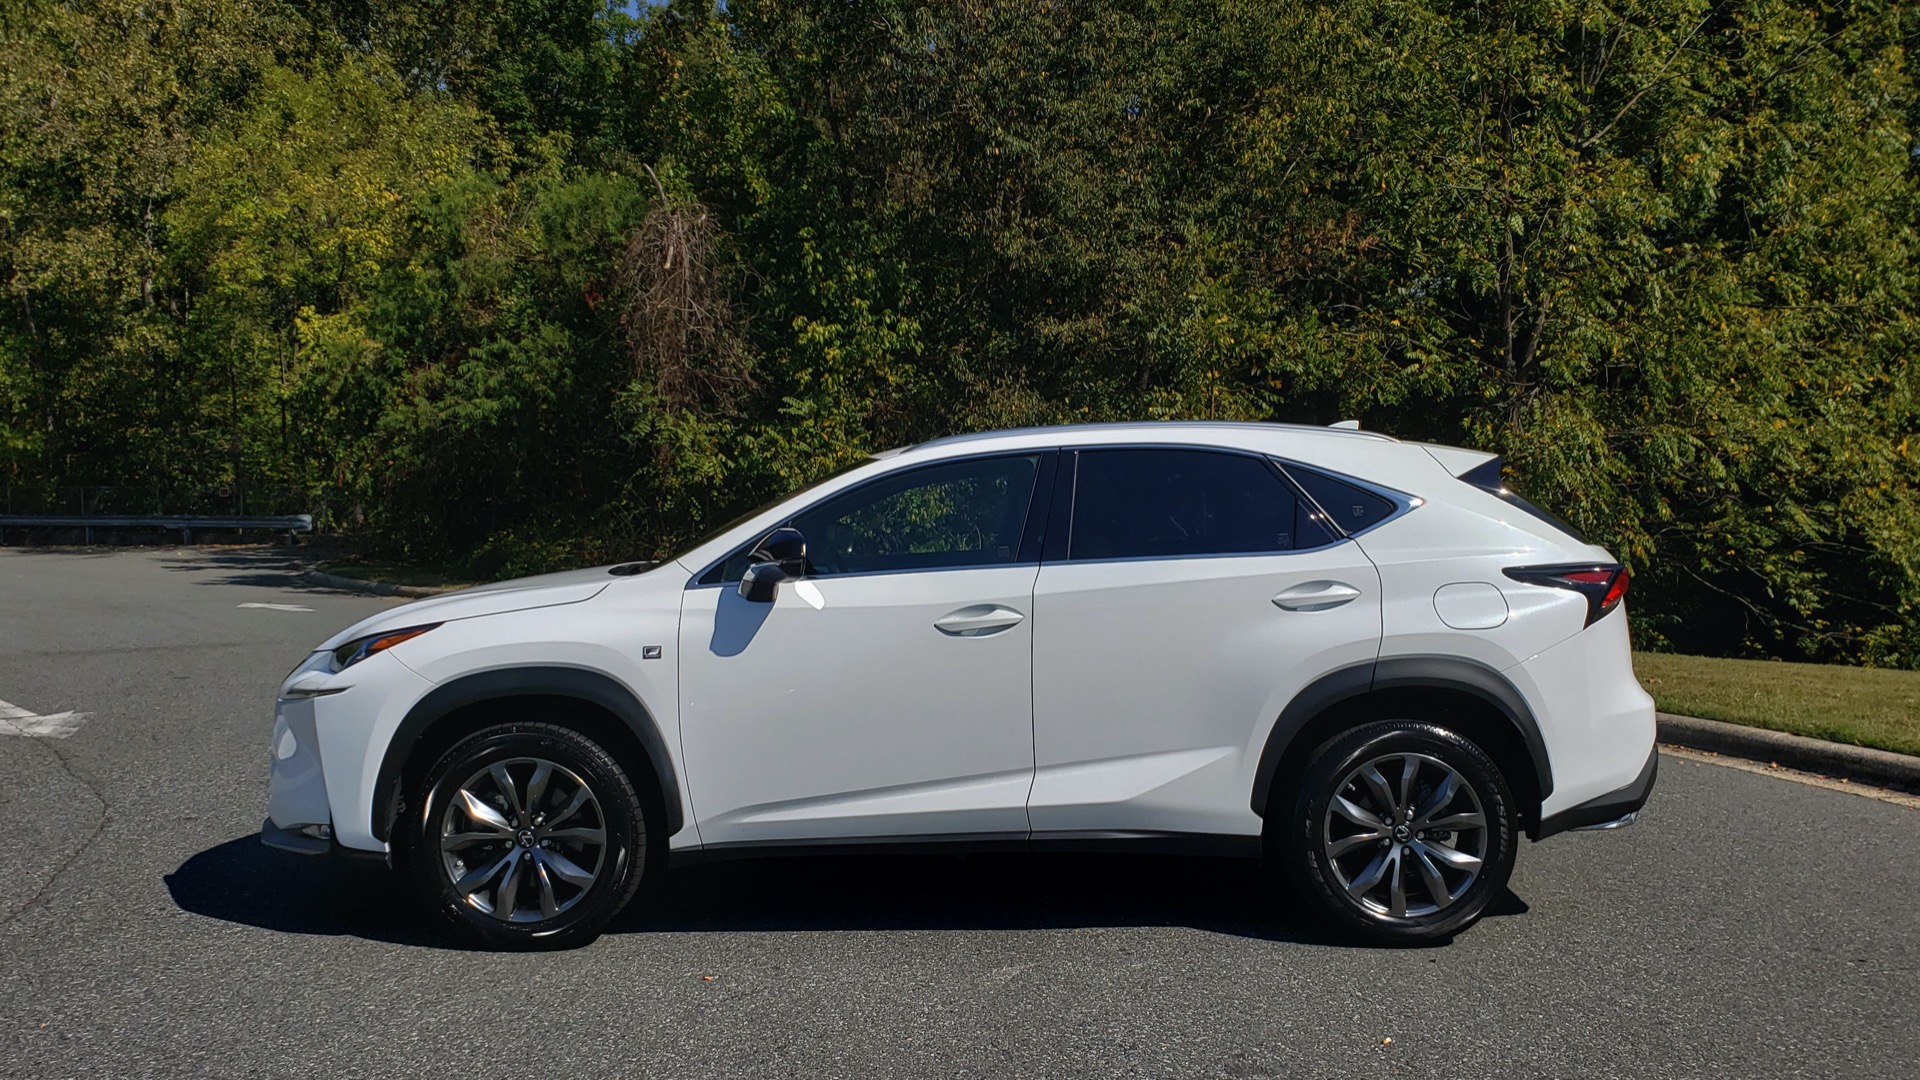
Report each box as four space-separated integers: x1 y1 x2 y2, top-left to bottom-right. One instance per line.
168 836 1529 950
166 837 451 948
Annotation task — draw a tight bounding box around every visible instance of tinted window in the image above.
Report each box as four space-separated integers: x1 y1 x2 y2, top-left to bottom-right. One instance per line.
770 454 1043 576
1285 464 1399 533
1068 449 1335 560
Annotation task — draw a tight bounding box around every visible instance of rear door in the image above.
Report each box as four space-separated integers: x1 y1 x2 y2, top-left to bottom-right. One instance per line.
1027 447 1383 838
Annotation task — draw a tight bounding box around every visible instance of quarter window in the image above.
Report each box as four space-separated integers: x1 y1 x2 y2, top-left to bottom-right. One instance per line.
1285 464 1398 533
1067 449 1337 561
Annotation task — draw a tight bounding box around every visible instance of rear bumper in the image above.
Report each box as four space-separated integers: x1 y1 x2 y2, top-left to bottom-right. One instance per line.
1532 743 1658 841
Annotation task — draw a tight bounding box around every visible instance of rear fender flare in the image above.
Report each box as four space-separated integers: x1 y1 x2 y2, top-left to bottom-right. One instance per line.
1250 656 1552 816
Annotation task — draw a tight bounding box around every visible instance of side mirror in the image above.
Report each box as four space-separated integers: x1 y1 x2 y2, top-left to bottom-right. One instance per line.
738 526 807 603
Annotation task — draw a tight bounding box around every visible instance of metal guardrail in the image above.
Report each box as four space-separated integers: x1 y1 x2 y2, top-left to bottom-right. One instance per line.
0 514 313 544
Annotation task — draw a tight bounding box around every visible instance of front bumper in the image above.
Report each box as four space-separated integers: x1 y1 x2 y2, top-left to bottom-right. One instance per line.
260 817 388 864
1533 742 1658 840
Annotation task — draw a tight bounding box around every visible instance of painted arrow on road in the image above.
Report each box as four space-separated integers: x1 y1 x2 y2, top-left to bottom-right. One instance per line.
0 698 90 739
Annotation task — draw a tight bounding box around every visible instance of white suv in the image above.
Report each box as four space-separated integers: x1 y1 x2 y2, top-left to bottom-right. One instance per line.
264 422 1656 947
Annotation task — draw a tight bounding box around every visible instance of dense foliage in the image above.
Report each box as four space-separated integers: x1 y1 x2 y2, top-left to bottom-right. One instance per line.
2 0 1916 664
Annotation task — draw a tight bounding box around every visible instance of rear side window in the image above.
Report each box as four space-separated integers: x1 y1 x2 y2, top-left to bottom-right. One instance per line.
1284 464 1398 533
1068 449 1337 560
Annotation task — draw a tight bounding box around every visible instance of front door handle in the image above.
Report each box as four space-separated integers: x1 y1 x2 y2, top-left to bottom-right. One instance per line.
1271 581 1363 612
934 604 1026 636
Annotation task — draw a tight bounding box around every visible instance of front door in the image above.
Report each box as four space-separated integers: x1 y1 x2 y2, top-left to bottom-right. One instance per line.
678 452 1053 847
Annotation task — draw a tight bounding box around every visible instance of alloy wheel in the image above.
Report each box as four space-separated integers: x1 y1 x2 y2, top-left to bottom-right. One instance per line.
437 757 609 923
1321 751 1488 918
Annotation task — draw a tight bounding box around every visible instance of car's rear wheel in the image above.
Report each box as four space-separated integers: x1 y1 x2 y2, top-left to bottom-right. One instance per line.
405 722 649 949
1280 720 1516 943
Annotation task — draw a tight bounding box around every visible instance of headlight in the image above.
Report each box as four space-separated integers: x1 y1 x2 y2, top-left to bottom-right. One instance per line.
331 623 441 671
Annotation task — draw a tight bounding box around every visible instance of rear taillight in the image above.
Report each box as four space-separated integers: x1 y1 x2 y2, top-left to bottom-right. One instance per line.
1502 564 1629 626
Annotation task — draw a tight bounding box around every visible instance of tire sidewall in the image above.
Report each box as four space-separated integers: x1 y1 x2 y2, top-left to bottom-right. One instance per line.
407 723 647 949
1286 721 1516 943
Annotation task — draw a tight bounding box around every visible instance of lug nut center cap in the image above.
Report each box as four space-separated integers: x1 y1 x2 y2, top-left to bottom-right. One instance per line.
1392 824 1412 843
517 830 536 848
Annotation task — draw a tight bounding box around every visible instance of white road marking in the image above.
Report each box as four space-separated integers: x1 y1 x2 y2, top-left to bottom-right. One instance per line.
237 602 315 612
0 698 90 739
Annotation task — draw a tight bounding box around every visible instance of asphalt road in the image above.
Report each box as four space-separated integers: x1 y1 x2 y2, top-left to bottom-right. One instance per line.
1 546 1915 1079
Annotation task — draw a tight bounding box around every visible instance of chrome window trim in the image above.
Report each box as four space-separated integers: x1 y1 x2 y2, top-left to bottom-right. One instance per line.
680 440 1423 588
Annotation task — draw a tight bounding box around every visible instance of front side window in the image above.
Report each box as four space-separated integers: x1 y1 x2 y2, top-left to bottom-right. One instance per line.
797 455 1041 575
1068 449 1337 561
705 454 1044 582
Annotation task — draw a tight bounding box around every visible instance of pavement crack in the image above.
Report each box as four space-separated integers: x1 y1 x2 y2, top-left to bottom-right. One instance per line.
0 732 112 930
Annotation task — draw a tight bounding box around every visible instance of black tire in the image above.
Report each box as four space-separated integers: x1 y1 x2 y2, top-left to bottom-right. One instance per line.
405 722 651 949
1278 721 1516 944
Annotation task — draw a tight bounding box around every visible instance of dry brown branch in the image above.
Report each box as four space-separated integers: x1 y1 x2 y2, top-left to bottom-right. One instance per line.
614 168 753 410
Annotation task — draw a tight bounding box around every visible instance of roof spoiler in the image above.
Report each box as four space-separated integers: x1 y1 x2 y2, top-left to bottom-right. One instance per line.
1421 443 1502 483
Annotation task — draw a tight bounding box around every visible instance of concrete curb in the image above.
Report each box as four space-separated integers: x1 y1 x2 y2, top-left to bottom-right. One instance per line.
1657 712 1920 792
299 568 464 599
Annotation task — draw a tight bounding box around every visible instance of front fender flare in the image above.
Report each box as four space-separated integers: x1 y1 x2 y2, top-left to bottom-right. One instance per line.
370 666 683 843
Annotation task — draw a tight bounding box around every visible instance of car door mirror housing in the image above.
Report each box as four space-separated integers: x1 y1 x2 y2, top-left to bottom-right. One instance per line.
738 560 787 602
738 527 807 603
755 527 808 577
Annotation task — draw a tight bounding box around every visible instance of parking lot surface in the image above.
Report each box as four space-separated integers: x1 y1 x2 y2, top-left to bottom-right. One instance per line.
2 547 1915 1078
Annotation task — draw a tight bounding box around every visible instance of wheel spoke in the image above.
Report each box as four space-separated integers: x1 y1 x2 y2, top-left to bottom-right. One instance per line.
456 789 513 833
525 762 553 815
1397 756 1420 818
490 763 525 823
1410 844 1453 909
493 855 527 921
535 861 560 919
454 851 515 897
1411 772 1459 827
442 831 506 852
545 786 592 829
1345 850 1391 899
1332 795 1387 830
1421 810 1486 833
544 826 605 847
1360 766 1398 820
1328 830 1387 858
543 849 597 889
1413 839 1482 873
1387 848 1407 917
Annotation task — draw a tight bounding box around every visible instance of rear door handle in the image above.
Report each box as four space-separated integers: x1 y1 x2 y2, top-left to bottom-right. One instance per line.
1271 581 1363 612
934 604 1026 636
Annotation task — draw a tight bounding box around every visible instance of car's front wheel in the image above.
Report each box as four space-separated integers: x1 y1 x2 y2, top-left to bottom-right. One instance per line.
405 722 650 949
1280 720 1516 943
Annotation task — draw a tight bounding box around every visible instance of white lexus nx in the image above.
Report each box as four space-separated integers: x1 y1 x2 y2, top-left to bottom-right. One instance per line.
264 421 1656 947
